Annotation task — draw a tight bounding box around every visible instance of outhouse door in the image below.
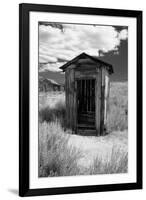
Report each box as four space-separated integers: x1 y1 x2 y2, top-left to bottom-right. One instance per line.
76 79 96 129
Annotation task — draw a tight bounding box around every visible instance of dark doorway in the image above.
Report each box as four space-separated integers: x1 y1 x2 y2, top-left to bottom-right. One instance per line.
77 79 95 129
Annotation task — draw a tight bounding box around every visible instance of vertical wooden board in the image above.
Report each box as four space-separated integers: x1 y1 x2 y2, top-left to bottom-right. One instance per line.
74 80 77 133
105 73 109 98
69 69 72 128
88 80 90 112
67 69 70 128
104 72 110 126
89 79 91 111
95 69 101 136
71 69 76 131
100 67 106 135
91 79 95 111
68 68 75 131
86 80 88 112
80 80 82 112
84 79 86 112
65 69 69 128
68 69 71 128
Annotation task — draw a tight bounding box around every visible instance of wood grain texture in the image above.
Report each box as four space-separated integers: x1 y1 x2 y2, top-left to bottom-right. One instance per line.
104 72 110 126
65 68 76 130
95 67 101 136
65 62 110 136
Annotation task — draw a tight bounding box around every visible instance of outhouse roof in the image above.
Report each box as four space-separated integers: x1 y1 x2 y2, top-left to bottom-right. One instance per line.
60 52 113 74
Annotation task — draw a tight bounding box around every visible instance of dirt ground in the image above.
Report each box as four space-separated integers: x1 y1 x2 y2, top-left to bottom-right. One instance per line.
68 130 128 167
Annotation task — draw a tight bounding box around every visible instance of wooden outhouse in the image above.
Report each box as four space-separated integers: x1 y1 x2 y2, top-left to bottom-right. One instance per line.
60 53 113 136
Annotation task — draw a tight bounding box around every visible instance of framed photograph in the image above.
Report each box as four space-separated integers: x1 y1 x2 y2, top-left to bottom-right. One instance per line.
19 3 142 197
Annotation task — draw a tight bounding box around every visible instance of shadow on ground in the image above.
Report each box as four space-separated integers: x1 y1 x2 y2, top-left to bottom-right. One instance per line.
8 189 18 196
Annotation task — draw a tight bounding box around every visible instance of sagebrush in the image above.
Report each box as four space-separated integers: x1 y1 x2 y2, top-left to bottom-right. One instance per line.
88 146 128 174
39 121 128 177
39 122 82 177
39 101 66 127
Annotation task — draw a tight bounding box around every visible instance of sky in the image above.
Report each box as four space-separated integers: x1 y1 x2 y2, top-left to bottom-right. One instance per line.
39 22 128 82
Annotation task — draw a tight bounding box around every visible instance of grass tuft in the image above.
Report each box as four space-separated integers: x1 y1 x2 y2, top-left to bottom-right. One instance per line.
89 146 128 174
39 101 66 127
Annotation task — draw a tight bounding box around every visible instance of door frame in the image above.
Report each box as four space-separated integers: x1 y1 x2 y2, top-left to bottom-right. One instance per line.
75 77 96 131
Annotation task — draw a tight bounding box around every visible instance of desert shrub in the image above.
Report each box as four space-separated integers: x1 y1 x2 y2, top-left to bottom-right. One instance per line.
88 146 128 174
107 82 128 131
39 122 82 177
39 101 66 127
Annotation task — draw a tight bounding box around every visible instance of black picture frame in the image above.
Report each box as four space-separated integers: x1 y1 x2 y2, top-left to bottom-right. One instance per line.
19 3 143 197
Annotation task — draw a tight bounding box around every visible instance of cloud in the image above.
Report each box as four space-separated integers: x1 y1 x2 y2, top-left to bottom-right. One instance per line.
39 24 128 72
118 29 128 40
39 62 66 72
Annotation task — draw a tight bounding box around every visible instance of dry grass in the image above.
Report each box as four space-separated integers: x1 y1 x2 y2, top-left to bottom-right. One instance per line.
38 82 128 176
68 130 127 168
39 91 65 110
39 122 82 177
39 101 66 127
107 82 128 132
39 122 128 177
88 146 128 174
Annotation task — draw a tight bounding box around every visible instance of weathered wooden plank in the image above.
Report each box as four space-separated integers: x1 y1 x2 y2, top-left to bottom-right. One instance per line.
95 68 101 136
73 70 77 132
104 71 110 127
100 67 106 135
74 80 77 133
88 79 91 112
67 63 76 70
69 68 75 130
76 64 98 71
68 69 71 128
86 80 88 112
77 124 96 129
84 80 86 112
77 58 97 64
65 69 69 128
75 70 97 79
65 68 75 130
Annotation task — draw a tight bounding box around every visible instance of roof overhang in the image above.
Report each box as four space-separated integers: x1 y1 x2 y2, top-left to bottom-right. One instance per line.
59 52 113 74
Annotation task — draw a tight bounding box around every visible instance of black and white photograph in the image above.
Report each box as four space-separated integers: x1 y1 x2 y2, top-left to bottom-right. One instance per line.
19 4 142 196
38 22 128 177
